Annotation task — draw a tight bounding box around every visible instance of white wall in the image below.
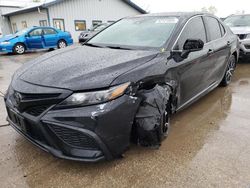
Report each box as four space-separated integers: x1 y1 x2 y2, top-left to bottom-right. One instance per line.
0 7 20 35
9 9 47 32
48 0 141 41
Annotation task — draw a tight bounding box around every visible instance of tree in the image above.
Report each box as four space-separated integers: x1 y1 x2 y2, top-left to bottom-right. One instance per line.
201 6 217 15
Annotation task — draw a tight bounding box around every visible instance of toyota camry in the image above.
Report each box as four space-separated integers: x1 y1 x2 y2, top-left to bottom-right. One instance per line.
4 12 239 162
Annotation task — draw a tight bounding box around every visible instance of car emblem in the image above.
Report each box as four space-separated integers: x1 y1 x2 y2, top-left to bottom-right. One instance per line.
13 92 22 106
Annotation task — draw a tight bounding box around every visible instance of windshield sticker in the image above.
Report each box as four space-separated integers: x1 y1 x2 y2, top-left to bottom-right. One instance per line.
155 18 179 24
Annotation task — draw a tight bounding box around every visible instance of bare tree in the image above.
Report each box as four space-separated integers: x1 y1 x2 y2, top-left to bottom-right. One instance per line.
201 6 217 15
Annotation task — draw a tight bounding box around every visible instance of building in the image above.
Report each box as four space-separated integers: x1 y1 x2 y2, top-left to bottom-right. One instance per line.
2 0 146 41
0 4 22 36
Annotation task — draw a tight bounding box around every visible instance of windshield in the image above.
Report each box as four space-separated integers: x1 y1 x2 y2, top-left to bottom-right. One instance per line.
224 15 250 27
87 16 179 49
15 28 29 36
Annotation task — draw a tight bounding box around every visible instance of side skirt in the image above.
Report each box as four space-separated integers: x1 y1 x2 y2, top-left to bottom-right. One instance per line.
176 81 220 112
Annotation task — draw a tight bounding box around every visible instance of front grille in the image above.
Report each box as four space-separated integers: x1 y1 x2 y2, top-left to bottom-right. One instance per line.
47 124 99 150
237 34 247 40
245 45 250 49
7 88 62 116
26 105 51 116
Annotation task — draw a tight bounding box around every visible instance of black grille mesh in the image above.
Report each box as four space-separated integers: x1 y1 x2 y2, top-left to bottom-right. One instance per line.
47 124 99 150
26 105 51 116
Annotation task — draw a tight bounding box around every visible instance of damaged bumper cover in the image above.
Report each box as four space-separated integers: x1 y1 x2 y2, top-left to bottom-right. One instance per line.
5 94 140 162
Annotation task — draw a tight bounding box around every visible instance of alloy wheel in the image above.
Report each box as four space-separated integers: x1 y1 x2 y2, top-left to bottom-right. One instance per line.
58 41 67 49
15 45 25 54
225 57 236 84
162 111 170 135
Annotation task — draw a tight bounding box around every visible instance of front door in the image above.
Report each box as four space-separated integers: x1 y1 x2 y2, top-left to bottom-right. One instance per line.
172 16 217 107
26 28 43 49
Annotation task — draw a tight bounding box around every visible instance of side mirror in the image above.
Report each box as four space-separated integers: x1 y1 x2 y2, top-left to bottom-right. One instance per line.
25 34 29 37
181 39 204 58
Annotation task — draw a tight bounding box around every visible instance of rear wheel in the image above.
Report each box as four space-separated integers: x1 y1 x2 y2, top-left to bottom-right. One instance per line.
13 43 25 55
57 40 67 49
220 55 236 87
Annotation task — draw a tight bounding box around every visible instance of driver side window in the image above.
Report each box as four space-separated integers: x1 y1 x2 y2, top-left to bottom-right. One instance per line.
29 29 43 37
174 17 206 50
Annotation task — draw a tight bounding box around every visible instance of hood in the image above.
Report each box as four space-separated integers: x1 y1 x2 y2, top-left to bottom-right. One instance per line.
15 46 159 91
0 34 18 42
230 26 250 35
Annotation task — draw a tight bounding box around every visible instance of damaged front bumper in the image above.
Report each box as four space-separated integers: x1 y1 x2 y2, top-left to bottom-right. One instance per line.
5 93 141 162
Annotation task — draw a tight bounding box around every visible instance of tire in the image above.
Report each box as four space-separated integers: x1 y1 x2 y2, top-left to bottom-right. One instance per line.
48 48 55 52
159 104 171 141
220 55 236 87
57 40 67 49
13 43 25 55
135 85 171 147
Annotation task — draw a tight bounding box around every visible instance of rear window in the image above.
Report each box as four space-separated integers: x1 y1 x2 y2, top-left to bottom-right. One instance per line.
43 28 57 35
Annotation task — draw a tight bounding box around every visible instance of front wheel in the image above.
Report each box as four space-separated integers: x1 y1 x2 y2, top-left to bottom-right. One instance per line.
13 43 25 55
220 55 236 87
159 108 171 141
57 40 67 49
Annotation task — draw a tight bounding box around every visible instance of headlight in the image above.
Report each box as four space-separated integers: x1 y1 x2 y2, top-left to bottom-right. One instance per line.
246 34 250 39
58 82 130 107
0 41 10 45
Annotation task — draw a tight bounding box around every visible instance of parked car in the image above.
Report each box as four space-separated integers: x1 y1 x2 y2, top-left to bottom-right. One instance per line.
0 26 73 54
78 23 110 44
224 14 250 57
4 12 238 162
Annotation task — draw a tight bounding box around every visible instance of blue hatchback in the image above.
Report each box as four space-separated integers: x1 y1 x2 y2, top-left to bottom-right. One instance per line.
0 26 73 54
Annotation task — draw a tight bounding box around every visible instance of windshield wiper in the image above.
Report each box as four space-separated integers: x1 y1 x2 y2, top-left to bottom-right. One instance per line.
105 46 132 50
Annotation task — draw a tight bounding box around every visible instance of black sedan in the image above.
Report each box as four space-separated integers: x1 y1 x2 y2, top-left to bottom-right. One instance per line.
78 23 109 44
4 12 239 162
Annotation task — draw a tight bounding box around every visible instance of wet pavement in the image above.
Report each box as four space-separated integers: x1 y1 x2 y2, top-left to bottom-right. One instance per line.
0 51 250 188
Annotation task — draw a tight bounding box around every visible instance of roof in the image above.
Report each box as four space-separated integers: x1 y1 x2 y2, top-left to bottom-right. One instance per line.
3 0 146 16
0 5 22 8
133 12 214 19
134 12 202 17
0 0 24 8
2 0 55 16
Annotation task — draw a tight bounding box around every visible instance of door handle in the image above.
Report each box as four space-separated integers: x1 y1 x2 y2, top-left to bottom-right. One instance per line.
207 49 214 55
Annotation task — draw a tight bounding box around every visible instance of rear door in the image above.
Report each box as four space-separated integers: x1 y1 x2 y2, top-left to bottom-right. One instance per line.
173 16 215 106
26 28 43 49
203 16 231 83
42 28 59 47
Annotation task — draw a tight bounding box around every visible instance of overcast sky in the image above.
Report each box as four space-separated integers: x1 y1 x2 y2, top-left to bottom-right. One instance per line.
132 0 249 17
1 0 249 18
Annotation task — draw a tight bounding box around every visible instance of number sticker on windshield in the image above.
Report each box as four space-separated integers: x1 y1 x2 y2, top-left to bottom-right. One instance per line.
155 18 179 24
